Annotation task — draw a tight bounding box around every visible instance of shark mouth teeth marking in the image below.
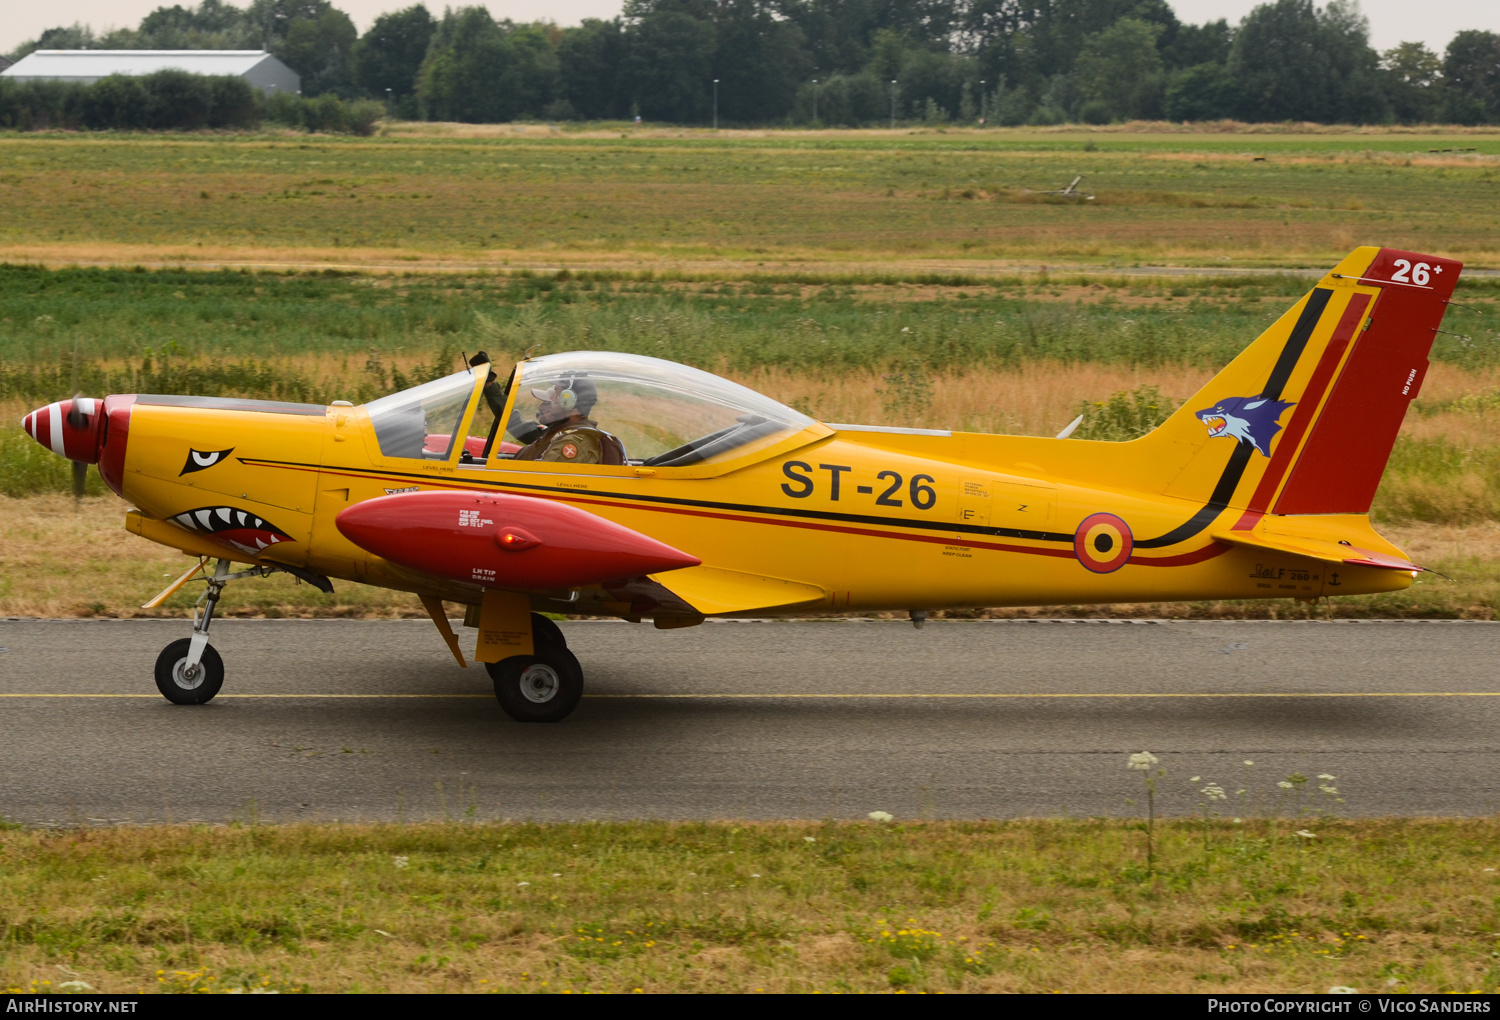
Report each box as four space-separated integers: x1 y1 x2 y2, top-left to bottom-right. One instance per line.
171 505 293 556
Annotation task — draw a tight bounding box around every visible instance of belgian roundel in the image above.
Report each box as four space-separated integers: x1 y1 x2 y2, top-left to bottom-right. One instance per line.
1074 512 1133 573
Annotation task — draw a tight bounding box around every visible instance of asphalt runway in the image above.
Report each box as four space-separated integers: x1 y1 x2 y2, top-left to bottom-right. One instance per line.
3 618 1499 824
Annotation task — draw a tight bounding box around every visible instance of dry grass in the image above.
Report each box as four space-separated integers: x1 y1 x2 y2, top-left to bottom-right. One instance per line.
3 817 1500 994
737 362 1215 434
0 494 421 619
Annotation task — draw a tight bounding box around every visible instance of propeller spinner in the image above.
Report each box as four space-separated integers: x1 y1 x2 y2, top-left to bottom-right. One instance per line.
21 398 105 499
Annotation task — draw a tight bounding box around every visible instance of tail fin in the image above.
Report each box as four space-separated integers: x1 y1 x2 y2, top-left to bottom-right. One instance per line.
1142 246 1461 523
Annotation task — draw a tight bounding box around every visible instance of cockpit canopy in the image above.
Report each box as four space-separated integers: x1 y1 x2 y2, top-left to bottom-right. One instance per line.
364 351 817 468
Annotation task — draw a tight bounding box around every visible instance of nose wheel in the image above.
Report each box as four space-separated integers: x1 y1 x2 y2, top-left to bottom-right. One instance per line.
155 637 225 704
148 557 329 706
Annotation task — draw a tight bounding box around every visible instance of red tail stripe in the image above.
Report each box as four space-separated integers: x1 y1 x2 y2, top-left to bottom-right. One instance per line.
1244 293 1371 516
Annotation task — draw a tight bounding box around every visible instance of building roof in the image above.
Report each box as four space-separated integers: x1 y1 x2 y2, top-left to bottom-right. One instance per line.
2 50 280 79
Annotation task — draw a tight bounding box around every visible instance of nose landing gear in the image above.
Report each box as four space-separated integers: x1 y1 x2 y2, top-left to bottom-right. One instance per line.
155 636 225 704
151 557 331 705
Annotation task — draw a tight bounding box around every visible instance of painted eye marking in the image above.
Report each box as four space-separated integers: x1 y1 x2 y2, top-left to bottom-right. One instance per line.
180 447 236 476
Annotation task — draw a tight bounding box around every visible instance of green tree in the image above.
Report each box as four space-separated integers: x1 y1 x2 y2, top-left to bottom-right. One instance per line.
82 75 150 129
1442 30 1500 124
1164 62 1236 121
712 0 811 123
1381 41 1443 124
1318 0 1388 123
31 24 98 52
1073 17 1164 120
281 7 358 96
1161 18 1231 69
246 0 332 44
621 9 715 122
353 5 436 102
791 71 886 125
136 1 256 48
1227 0 1386 123
558 19 629 119
418 9 560 122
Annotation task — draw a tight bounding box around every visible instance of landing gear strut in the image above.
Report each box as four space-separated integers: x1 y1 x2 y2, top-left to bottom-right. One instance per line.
152 558 317 705
485 613 584 723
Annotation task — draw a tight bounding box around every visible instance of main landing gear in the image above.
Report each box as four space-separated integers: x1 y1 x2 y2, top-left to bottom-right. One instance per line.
485 613 584 724
153 557 331 705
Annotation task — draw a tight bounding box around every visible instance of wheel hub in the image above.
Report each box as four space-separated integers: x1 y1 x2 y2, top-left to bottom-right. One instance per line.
517 663 561 703
172 658 205 690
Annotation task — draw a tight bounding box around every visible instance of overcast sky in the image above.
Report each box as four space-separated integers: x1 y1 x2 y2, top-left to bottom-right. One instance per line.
3 0 1496 58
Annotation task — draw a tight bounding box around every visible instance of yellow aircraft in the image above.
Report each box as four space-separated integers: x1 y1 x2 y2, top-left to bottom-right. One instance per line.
21 246 1460 722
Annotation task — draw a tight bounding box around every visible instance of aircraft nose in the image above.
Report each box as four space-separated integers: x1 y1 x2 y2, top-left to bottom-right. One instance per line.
21 398 104 464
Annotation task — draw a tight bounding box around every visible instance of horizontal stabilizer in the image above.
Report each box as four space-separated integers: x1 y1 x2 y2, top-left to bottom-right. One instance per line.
1211 527 1421 573
650 566 826 615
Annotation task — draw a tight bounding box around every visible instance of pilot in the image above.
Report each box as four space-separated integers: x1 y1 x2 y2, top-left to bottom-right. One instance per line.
512 376 626 465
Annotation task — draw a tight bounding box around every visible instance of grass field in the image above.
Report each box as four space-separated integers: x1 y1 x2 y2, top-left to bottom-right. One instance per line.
3 127 1500 271
4 129 1500 997
5 815 1500 994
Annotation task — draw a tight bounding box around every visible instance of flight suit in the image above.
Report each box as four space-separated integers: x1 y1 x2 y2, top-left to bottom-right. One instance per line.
513 418 623 464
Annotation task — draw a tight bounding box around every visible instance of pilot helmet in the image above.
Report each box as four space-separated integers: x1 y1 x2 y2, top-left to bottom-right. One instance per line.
531 376 597 424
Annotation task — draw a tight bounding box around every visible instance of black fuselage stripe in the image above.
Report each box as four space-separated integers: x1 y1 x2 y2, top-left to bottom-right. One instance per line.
1262 289 1332 401
239 457 1077 543
1135 442 1255 549
251 283 1330 560
1135 288 1332 547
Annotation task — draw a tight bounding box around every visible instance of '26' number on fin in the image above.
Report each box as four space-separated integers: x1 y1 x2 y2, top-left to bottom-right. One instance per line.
1391 259 1431 286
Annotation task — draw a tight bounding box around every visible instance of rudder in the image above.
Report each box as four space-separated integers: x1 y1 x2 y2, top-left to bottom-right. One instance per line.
1138 246 1462 523
1272 248 1460 514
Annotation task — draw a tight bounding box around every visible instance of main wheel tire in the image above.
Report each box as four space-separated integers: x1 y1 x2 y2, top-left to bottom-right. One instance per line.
531 612 567 649
486 645 583 723
154 637 225 705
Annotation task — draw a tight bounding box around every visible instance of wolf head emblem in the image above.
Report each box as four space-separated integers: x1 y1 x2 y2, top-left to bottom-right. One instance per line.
1195 396 1294 457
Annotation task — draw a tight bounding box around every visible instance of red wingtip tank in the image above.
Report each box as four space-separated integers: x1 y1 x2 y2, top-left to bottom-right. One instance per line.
335 490 701 589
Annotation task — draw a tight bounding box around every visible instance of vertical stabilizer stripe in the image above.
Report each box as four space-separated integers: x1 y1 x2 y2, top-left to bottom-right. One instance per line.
1134 289 1334 549
1243 292 1372 515
1262 289 1332 400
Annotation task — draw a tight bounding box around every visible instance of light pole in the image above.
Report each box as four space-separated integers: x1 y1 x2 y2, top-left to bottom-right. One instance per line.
385 87 393 116
713 79 719 130
978 79 985 126
890 79 897 130
811 78 818 124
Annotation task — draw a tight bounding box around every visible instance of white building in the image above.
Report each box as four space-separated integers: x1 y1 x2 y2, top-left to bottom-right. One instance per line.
1 50 299 95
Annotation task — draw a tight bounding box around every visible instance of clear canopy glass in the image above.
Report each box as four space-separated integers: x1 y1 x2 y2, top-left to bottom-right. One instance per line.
506 352 815 466
365 369 477 460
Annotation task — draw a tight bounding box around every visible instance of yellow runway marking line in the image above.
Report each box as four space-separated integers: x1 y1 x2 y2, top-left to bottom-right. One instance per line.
6 692 1500 700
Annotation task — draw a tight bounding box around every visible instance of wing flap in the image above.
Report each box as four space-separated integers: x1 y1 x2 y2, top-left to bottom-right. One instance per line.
649 566 826 615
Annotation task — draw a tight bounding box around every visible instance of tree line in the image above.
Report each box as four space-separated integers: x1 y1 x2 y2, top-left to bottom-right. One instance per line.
9 0 1500 126
0 70 386 133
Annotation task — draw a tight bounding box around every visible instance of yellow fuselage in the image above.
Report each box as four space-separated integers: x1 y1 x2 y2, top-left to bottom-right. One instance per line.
115 392 1409 618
